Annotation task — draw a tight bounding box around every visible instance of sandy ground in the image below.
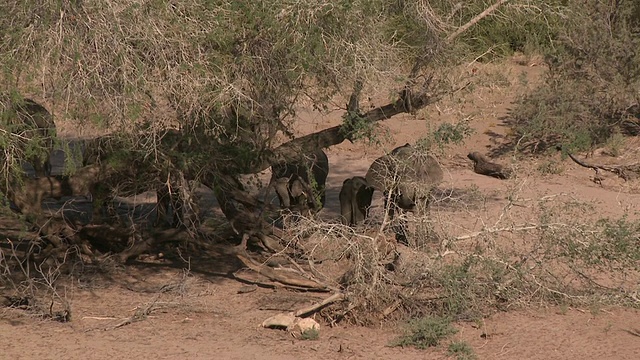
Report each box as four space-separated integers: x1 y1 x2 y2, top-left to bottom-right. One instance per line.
2 58 640 359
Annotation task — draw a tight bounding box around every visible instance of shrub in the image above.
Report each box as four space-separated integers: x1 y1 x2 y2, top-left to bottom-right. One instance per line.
391 315 458 349
509 0 640 153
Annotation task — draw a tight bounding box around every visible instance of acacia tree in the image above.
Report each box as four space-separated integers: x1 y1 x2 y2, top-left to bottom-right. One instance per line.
0 0 517 261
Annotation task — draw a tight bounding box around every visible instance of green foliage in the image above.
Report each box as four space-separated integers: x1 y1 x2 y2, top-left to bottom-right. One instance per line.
448 341 477 360
391 315 458 349
340 111 391 146
300 328 320 341
603 130 626 157
564 216 640 269
537 159 564 175
416 119 475 153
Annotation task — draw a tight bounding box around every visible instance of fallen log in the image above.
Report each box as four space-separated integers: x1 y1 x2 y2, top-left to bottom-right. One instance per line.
467 151 511 179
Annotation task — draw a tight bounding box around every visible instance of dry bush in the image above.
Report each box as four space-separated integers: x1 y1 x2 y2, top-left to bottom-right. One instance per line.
0 238 77 322
509 0 640 153
262 175 640 326
0 0 433 141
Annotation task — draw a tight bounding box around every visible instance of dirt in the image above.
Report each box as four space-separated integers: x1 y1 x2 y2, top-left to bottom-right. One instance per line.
2 57 640 359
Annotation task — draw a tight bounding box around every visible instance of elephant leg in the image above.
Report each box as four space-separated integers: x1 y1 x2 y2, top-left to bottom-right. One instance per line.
155 185 171 227
298 178 318 211
355 186 373 225
32 158 48 178
273 177 291 208
393 213 410 246
342 205 353 225
173 188 199 229
339 178 354 225
289 178 308 207
156 182 184 228
44 156 52 177
383 190 399 220
169 192 186 228
383 190 409 245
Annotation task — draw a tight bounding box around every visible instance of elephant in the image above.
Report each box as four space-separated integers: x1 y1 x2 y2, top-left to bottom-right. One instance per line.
339 176 374 226
155 173 199 229
365 143 443 243
4 98 56 177
79 130 200 228
269 148 329 213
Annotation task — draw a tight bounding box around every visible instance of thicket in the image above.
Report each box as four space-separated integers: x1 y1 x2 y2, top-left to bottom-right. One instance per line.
1 0 639 337
509 0 640 152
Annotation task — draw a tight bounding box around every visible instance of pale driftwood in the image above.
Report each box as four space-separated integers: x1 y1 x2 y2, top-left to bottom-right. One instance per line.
235 253 329 290
261 314 320 338
261 313 296 329
294 292 345 317
262 292 344 334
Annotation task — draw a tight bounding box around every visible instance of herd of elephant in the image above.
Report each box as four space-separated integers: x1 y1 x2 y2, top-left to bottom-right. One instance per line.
5 98 446 239
268 143 444 230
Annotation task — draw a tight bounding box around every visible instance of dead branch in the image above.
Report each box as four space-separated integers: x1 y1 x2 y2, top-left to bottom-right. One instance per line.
232 269 321 291
467 151 512 179
111 294 160 330
454 223 562 241
294 292 345 317
566 152 640 181
235 253 329 291
446 0 511 43
244 85 436 174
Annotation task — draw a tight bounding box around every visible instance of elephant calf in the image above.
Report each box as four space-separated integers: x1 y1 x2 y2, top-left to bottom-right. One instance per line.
365 143 443 243
366 143 443 213
339 176 374 226
270 148 329 213
3 98 56 177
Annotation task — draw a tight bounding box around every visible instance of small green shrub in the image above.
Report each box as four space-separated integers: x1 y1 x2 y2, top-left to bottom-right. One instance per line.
448 341 477 360
416 119 475 154
300 328 319 341
537 160 564 175
445 0 566 60
391 315 458 349
603 130 626 157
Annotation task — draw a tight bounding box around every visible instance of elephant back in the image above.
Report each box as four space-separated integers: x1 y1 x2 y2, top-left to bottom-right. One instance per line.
366 144 443 196
272 148 328 184
3 98 56 139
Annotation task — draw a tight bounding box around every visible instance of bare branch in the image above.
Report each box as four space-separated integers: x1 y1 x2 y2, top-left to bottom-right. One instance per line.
446 0 511 43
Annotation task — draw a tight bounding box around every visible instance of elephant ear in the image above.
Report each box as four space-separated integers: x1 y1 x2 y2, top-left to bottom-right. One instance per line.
366 144 444 194
394 147 443 184
289 178 306 198
365 155 400 192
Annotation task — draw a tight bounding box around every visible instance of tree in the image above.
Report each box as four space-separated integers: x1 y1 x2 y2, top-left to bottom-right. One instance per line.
0 0 515 264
